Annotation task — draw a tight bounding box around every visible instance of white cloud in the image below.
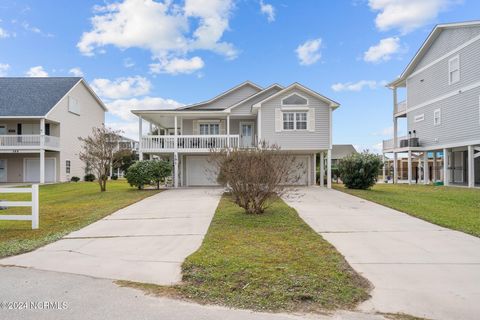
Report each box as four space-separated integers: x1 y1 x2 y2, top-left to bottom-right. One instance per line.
69 67 84 77
91 76 152 100
0 27 10 38
107 96 183 121
295 38 322 66
25 66 48 77
331 80 387 92
364 37 400 63
123 58 135 68
260 0 275 22
0 63 10 76
368 0 460 34
77 0 236 74
150 56 205 75
21 22 54 37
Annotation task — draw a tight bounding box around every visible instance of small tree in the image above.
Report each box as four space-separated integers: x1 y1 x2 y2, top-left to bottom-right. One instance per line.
112 149 138 176
78 127 122 192
338 151 383 189
125 160 172 189
209 143 304 214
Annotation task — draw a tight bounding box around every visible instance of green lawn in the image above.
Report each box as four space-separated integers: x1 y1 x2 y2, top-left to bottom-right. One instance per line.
0 180 160 258
119 195 371 312
334 183 480 237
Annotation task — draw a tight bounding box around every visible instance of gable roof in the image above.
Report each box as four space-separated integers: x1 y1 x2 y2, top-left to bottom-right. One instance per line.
179 81 263 110
252 82 340 109
332 144 357 160
223 83 284 112
0 77 107 117
388 20 480 87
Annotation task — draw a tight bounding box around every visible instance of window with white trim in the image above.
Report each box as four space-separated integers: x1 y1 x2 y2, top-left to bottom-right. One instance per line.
448 55 460 85
414 114 424 122
199 123 219 135
283 112 307 130
66 160 71 174
433 109 441 126
282 93 308 106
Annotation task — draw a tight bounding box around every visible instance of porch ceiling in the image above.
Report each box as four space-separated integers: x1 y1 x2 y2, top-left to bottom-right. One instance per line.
132 110 229 128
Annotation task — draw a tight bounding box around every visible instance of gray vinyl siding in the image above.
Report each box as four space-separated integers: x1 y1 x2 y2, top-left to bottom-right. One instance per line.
181 118 256 136
230 87 282 116
415 26 480 70
407 36 480 107
190 84 260 110
407 85 480 148
260 88 330 150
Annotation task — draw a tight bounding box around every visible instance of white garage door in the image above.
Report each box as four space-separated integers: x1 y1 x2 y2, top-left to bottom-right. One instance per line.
186 156 219 186
25 158 56 183
289 156 309 185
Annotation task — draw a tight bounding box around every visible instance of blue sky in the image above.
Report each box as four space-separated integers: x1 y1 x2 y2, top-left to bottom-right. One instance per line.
0 0 479 151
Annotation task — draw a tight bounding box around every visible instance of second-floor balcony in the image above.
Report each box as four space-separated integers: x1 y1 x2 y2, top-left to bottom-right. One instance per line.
394 100 407 115
141 134 247 152
0 135 60 150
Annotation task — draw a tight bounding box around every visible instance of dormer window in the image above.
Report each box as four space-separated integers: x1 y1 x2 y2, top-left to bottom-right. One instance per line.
282 93 308 106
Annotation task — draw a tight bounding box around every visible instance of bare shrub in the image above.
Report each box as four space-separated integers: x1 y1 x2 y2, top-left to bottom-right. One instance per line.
209 143 304 214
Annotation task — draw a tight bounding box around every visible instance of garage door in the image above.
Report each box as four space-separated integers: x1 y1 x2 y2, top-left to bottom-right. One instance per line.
289 156 309 185
25 158 56 183
186 156 219 186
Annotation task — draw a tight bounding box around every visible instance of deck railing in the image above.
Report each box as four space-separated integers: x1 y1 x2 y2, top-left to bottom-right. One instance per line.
0 135 60 149
382 135 407 151
395 100 407 114
141 134 241 152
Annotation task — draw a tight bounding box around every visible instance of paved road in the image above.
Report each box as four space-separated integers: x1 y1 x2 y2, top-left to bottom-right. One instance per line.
0 267 387 320
285 187 480 320
0 188 222 285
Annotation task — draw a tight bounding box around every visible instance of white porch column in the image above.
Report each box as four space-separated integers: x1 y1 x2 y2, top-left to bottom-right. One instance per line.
443 148 449 186
327 149 332 189
393 87 398 150
393 152 398 183
423 152 429 184
138 116 143 160
407 150 412 185
432 151 437 182
468 145 475 188
174 152 179 188
39 149 45 184
382 154 386 182
257 109 262 144
320 152 325 187
312 153 317 186
226 115 230 148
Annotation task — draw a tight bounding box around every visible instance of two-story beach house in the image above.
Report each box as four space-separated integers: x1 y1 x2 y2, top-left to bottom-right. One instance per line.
383 21 480 188
0 77 106 183
133 81 339 188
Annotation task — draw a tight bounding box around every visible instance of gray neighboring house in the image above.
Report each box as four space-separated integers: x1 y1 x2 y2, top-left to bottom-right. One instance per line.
0 77 106 183
133 81 339 188
331 144 357 166
383 21 480 188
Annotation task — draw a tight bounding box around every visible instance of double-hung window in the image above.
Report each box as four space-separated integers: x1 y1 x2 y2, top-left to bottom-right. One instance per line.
283 112 307 130
66 160 71 174
199 123 219 135
449 55 460 85
433 109 441 126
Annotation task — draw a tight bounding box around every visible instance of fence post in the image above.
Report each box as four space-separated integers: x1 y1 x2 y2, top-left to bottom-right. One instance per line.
31 184 39 229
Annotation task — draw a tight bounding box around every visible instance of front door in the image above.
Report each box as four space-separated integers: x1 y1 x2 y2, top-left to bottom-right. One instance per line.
0 160 6 182
0 124 6 135
240 122 254 147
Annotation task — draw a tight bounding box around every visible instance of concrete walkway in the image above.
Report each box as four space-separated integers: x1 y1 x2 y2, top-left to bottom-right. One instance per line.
0 188 222 285
285 187 480 320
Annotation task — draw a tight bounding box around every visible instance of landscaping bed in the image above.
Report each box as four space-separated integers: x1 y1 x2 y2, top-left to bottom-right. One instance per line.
0 180 161 258
119 195 370 312
334 183 480 237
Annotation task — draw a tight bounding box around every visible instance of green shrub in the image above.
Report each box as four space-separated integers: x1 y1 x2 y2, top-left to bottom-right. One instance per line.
125 160 172 189
70 176 80 182
111 174 118 180
84 173 96 182
338 151 383 189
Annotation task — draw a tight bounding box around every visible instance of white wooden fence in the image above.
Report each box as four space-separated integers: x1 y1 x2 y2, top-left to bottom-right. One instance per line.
0 184 39 229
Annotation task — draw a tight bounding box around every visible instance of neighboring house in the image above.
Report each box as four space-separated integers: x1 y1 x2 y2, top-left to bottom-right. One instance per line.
383 21 480 188
133 81 339 188
383 154 444 182
111 135 139 178
331 144 357 166
0 77 106 183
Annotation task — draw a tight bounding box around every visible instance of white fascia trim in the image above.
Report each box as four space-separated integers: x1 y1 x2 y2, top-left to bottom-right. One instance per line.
252 83 340 109
0 116 45 119
406 80 480 113
224 84 284 113
131 110 227 116
179 81 263 110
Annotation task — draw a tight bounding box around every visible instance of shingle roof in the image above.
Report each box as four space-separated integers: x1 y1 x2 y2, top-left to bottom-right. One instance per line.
332 144 357 160
0 77 82 116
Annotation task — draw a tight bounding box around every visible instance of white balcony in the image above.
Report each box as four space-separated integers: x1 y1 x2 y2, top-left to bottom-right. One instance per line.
141 134 241 152
0 135 60 150
382 135 407 151
394 100 407 115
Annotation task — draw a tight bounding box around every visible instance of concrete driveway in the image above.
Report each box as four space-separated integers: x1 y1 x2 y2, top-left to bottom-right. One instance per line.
0 188 222 285
285 187 480 320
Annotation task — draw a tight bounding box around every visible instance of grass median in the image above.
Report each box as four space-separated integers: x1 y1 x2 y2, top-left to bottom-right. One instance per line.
119 195 371 312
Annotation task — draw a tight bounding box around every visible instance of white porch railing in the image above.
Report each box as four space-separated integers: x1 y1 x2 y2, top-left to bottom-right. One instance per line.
0 184 39 229
141 134 240 152
0 135 60 149
383 135 407 151
395 100 407 114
